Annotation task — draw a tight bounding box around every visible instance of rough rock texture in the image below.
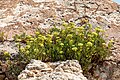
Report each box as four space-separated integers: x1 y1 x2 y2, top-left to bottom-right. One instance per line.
0 0 120 40
0 0 120 80
0 41 18 55
18 60 87 80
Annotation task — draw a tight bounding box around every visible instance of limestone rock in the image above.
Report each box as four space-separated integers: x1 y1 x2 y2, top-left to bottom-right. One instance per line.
18 60 87 80
0 0 120 40
0 0 120 80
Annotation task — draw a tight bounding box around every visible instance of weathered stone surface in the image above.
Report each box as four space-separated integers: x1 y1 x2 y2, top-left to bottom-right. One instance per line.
0 63 8 80
0 0 120 40
0 41 18 55
0 0 120 80
0 74 5 80
18 60 87 80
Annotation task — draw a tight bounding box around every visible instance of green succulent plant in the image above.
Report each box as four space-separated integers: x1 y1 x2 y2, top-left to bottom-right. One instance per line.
15 21 112 73
0 32 5 42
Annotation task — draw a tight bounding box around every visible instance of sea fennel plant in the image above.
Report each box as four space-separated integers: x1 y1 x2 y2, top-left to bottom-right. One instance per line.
16 22 112 72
